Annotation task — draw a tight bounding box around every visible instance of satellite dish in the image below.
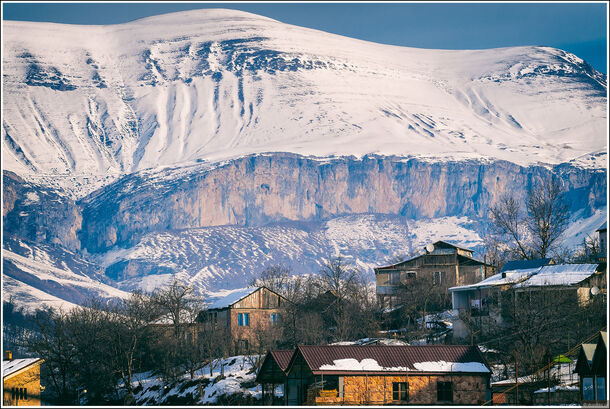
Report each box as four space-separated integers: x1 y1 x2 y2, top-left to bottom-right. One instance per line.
425 243 435 253
591 286 599 296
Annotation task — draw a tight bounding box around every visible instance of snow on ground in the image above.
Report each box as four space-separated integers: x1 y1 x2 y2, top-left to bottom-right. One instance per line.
131 355 262 405
3 9 606 197
96 213 487 294
3 248 130 312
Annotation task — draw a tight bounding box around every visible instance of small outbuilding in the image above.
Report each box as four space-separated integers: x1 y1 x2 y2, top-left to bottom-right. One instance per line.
574 331 607 403
3 351 44 406
280 344 491 405
256 349 295 405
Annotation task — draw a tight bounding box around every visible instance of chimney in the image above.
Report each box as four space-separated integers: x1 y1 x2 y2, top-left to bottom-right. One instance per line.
4 350 13 361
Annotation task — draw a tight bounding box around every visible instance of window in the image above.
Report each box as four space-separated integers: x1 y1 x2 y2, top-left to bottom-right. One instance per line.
388 272 401 285
270 313 280 325
437 381 453 402
23 388 28 400
596 376 606 400
238 313 250 326
434 271 445 285
406 272 417 281
392 382 408 401
583 377 594 400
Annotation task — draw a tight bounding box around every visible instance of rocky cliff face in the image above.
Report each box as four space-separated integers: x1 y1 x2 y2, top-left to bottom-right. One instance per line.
3 171 82 251
78 153 607 253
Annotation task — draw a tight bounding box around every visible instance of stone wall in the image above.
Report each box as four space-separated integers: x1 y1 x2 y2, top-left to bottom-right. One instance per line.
313 374 488 405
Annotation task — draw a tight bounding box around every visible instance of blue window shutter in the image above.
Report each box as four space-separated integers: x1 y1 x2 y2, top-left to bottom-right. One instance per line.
238 313 243 326
245 313 250 326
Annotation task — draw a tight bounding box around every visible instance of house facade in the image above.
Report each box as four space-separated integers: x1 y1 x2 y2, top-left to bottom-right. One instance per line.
2 352 44 406
203 286 288 354
279 345 491 405
575 331 607 403
375 241 495 307
450 263 605 340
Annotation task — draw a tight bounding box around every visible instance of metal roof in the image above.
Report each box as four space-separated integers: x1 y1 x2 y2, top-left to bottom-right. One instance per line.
501 258 552 272
597 221 607 232
294 345 490 375
3 358 43 378
270 350 295 372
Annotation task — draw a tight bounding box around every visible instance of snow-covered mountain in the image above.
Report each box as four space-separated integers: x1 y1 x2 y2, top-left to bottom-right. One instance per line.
2 9 607 309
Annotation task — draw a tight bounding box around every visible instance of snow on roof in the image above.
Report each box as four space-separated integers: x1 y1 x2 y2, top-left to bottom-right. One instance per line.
412 361 490 373
514 264 598 288
206 287 259 310
297 345 490 374
534 385 579 394
597 221 607 231
318 358 489 373
450 268 539 291
3 358 42 378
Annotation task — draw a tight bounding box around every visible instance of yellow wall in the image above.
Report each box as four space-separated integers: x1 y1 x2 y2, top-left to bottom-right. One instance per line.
3 364 42 406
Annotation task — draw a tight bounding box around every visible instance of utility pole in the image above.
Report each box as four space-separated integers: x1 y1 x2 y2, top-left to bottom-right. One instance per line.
515 357 519 406
547 356 551 405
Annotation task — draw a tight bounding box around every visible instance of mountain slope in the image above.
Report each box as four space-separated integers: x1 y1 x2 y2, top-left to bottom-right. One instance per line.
2 9 607 306
2 9 606 198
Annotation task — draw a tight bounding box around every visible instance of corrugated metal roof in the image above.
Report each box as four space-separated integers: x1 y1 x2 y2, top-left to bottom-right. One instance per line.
270 350 295 372
296 345 490 375
3 358 42 378
514 264 598 288
501 259 552 272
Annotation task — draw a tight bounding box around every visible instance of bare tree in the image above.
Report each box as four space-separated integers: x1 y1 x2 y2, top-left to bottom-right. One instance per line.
526 178 570 259
490 176 570 262
151 280 199 338
318 256 360 304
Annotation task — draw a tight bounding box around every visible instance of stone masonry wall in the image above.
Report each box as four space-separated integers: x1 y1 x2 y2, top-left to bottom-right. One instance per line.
314 374 488 405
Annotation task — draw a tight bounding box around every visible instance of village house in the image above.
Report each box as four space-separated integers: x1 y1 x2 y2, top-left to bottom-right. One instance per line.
574 331 607 403
268 344 491 405
449 262 605 340
202 286 288 354
3 351 44 406
375 241 495 307
255 349 295 405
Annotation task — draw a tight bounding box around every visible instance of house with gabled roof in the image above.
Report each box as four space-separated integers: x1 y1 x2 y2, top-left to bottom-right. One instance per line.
280 344 491 405
375 240 495 307
255 349 295 405
202 286 288 354
574 331 607 403
3 351 44 406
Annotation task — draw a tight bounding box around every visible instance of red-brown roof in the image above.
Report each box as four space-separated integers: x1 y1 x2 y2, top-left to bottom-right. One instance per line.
270 349 295 372
292 345 490 375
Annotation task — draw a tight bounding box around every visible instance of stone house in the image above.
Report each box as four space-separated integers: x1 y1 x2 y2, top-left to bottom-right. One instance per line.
279 344 491 405
375 240 495 307
2 351 44 406
574 331 607 403
202 286 288 354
